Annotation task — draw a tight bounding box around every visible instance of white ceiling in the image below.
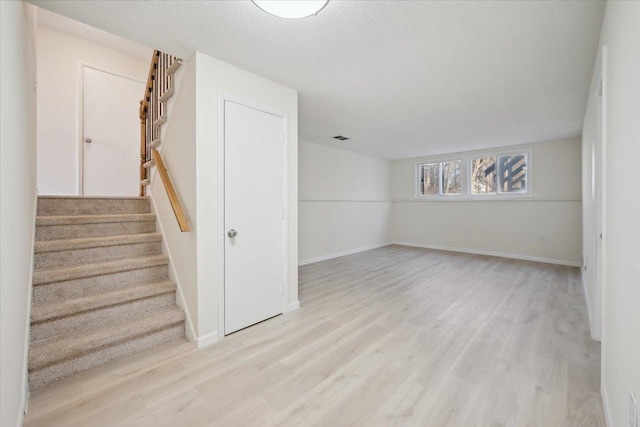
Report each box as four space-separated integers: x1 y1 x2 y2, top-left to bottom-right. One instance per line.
30 1 605 160
37 8 152 61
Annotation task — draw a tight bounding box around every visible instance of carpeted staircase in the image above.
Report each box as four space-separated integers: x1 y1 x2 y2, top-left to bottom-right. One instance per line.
29 196 185 390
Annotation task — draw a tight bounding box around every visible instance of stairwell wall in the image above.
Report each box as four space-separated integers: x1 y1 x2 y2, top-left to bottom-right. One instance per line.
148 53 199 344
150 52 298 346
0 3 38 426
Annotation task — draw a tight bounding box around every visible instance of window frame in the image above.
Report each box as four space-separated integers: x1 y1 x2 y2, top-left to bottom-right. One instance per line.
415 158 466 198
414 148 532 200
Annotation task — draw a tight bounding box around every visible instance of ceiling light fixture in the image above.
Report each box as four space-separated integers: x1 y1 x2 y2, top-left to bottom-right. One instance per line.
252 0 329 19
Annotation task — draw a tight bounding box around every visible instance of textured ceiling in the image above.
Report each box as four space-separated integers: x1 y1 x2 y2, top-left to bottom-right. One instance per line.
29 1 605 159
38 9 152 61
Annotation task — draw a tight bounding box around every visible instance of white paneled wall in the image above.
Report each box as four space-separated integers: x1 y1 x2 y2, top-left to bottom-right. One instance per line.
298 141 392 264
299 138 582 267
391 138 582 265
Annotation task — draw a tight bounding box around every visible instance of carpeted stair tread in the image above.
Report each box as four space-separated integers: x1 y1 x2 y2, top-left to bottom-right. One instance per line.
36 213 156 226
34 233 162 254
37 196 150 216
33 255 169 285
31 280 176 323
29 306 185 371
29 325 184 390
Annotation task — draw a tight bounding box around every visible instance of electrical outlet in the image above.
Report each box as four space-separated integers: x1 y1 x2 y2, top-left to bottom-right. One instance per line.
631 391 638 427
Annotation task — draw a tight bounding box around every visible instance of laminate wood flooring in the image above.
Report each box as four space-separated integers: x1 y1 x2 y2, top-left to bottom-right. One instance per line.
24 245 605 426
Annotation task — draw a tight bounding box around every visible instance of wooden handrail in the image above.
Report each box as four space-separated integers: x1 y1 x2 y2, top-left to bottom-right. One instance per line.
141 50 160 116
151 149 190 232
139 49 189 232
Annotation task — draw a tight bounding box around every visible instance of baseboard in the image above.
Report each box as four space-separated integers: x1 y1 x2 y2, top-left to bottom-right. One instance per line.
601 384 613 427
581 269 598 341
148 194 197 347
196 330 219 349
288 300 300 312
299 242 392 266
19 191 38 424
392 241 581 267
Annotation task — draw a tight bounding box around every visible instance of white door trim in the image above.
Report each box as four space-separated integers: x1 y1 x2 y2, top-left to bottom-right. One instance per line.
589 45 607 345
76 62 145 195
597 45 607 385
217 92 289 341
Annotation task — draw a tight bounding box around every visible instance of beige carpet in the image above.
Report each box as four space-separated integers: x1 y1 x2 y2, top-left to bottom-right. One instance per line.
29 196 185 390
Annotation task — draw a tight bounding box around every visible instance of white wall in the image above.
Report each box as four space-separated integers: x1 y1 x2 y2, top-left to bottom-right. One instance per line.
151 51 298 346
148 53 199 343
36 25 149 195
195 52 298 342
0 2 38 426
391 138 582 265
298 140 392 264
582 2 640 425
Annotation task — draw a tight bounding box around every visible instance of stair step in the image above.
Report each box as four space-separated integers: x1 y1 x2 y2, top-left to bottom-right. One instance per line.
33 263 169 304
36 214 156 241
36 213 155 226
35 233 162 253
34 233 163 269
29 307 185 370
33 255 169 285
167 58 182 75
31 280 175 323
38 196 150 216
159 86 174 103
29 308 185 388
153 116 167 127
30 281 177 342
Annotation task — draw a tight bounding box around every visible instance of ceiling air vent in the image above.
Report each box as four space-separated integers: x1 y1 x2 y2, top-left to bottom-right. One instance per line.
333 135 349 141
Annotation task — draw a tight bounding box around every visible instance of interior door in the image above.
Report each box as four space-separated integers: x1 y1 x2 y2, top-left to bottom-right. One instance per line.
594 80 604 341
83 67 144 196
224 100 285 335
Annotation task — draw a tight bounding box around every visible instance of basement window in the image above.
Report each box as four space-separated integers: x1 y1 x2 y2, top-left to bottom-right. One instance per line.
416 149 531 199
417 160 462 196
419 163 439 195
470 157 497 195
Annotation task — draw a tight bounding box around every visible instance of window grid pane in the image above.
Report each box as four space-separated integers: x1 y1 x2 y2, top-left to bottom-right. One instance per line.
441 160 462 195
471 157 497 194
497 155 527 193
421 163 439 195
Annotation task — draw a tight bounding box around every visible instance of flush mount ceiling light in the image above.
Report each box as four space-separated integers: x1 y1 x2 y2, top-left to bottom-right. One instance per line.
252 0 329 19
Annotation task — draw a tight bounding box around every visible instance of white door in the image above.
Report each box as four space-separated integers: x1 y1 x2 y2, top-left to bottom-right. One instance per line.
594 78 605 341
224 101 285 335
83 67 144 196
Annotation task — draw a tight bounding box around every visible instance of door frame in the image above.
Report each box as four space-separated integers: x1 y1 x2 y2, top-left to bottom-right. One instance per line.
594 45 607 348
216 92 289 340
76 62 145 195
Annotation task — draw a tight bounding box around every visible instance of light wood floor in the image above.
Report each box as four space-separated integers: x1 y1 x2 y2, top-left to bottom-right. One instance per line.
24 245 605 426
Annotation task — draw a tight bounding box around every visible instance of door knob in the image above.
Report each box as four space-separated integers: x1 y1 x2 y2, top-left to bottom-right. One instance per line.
228 229 238 238
84 138 92 143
